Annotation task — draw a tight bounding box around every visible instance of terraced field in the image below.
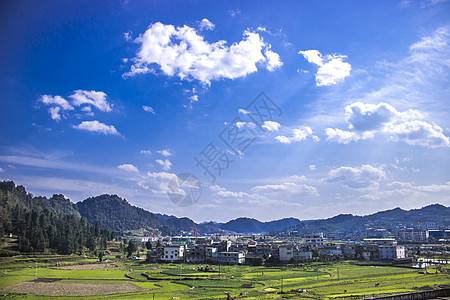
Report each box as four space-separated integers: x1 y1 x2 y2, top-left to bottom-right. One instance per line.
0 257 449 299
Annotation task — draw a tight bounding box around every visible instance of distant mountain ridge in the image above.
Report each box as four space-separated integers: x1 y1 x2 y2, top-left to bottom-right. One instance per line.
219 217 302 234
282 204 450 235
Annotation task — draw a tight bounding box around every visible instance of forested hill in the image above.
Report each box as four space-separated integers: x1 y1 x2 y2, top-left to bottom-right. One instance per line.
0 181 113 254
76 194 170 234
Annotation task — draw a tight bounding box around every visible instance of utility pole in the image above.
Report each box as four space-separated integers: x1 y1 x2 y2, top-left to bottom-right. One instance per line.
316 258 319 280
337 265 340 280
179 263 182 281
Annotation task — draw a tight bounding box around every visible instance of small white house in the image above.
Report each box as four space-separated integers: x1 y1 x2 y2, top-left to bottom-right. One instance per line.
160 245 185 262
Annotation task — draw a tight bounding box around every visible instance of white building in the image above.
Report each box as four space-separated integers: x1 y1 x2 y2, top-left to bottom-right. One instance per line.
279 245 312 262
305 234 324 248
279 245 295 261
379 245 406 260
398 230 429 242
217 251 245 264
160 245 185 262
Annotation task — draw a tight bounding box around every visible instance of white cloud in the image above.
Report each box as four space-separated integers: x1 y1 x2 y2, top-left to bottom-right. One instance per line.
199 18 215 31
69 90 112 112
238 108 250 115
73 120 120 136
309 164 316 171
262 121 280 132
236 121 256 129
40 95 74 110
157 149 172 157
299 49 351 86
117 163 139 172
325 128 374 144
156 159 172 170
252 182 318 196
143 105 156 114
326 164 386 190
0 167 4 173
140 150 152 155
275 127 318 144
137 171 178 194
325 101 450 148
49 107 61 121
123 30 132 41
228 9 241 17
125 22 282 84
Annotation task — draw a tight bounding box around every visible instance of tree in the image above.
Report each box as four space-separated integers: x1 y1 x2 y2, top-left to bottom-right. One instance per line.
98 251 104 262
127 240 137 258
145 241 153 250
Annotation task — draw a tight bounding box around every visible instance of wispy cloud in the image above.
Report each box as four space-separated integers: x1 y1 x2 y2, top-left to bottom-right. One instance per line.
143 105 156 114
157 149 172 157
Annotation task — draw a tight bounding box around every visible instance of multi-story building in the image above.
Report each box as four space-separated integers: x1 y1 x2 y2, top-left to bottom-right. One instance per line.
379 245 406 260
304 233 324 249
160 245 185 262
398 230 429 242
217 251 245 264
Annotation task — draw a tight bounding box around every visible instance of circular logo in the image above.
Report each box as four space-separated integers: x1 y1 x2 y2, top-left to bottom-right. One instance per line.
167 173 202 207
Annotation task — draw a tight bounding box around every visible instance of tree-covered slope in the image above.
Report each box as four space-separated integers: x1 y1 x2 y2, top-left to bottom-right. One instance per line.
76 194 164 234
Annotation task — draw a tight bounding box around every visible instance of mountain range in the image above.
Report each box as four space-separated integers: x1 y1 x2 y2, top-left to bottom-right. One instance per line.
1 181 449 236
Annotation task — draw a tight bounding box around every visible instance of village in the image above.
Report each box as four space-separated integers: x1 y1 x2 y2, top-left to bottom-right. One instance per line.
143 228 450 266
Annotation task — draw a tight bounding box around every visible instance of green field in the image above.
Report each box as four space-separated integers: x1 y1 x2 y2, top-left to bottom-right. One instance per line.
0 257 449 299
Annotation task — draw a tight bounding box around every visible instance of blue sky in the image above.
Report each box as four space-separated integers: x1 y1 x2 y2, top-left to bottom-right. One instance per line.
1 0 450 222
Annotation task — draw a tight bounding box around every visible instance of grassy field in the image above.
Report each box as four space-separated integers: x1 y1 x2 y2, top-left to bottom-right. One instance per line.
0 257 449 299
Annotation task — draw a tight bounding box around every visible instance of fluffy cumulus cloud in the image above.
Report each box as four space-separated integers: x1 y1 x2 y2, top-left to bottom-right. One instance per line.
262 121 280 132
325 102 450 148
326 164 386 190
275 127 319 144
73 120 120 135
48 107 62 121
69 90 112 112
299 49 351 86
137 171 177 194
40 95 74 110
156 159 172 170
124 22 282 84
199 18 215 31
40 90 113 121
117 164 139 172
